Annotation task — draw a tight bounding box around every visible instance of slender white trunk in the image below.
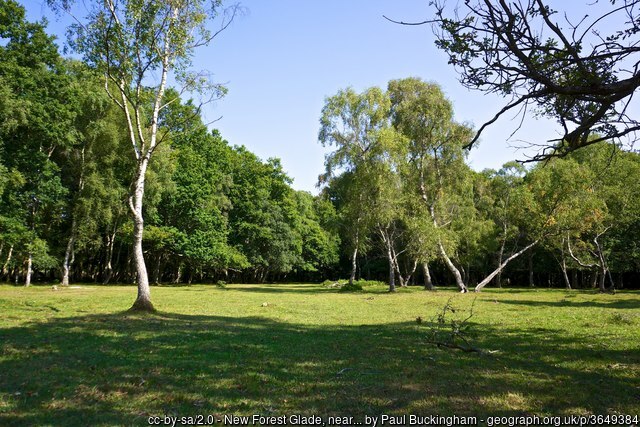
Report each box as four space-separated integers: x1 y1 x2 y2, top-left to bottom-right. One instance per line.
379 226 399 292
428 205 466 292
153 254 162 284
387 253 396 292
349 237 358 286
496 232 506 288
25 253 33 287
560 256 571 290
423 262 434 290
129 159 154 311
437 240 467 292
62 223 76 286
401 259 418 287
103 227 117 284
475 240 539 291
2 244 12 277
598 267 606 292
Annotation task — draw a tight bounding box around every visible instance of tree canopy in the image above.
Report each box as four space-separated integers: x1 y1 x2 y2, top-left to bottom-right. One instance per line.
387 0 640 160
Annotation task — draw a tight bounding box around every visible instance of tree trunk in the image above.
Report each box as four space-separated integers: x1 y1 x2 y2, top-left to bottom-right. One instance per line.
102 226 117 284
475 240 539 292
560 256 571 290
400 259 418 287
129 159 155 312
598 266 606 292
349 245 358 286
381 228 396 292
437 240 467 292
25 253 33 287
387 253 396 292
528 251 535 287
2 244 13 280
175 264 182 284
61 229 75 286
495 235 506 288
423 262 434 290
153 253 162 284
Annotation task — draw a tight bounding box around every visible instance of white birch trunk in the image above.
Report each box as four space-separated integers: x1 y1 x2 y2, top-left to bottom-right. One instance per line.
423 262 434 290
2 245 12 277
349 236 358 286
475 240 539 291
129 159 154 311
61 223 76 286
560 256 572 290
437 240 467 292
25 253 33 287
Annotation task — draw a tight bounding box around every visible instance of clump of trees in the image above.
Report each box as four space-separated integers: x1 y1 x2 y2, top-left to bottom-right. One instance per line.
1 0 639 303
0 0 340 297
318 79 640 293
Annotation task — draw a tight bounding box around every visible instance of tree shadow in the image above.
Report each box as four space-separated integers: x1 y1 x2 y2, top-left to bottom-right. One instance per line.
497 298 640 310
0 311 638 426
224 283 338 294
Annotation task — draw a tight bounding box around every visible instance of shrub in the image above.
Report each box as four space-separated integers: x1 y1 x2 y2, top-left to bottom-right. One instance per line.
338 282 363 292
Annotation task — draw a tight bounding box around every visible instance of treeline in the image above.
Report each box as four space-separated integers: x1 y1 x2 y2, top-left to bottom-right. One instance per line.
0 3 339 286
318 80 640 292
1 2 639 290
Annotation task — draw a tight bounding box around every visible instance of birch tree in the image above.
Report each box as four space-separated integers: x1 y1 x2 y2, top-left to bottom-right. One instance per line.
388 78 473 292
319 87 390 286
54 0 237 310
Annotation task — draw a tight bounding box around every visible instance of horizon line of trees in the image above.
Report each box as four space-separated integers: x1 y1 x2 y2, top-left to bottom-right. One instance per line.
1 1 639 292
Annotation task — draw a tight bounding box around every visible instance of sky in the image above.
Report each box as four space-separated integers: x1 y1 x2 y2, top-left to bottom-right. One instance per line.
25 0 564 193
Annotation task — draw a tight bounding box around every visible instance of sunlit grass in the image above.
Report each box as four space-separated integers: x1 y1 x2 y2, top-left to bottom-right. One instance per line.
0 283 638 425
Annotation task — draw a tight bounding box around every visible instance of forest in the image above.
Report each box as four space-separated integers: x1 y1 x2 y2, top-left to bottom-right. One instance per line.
1 0 639 297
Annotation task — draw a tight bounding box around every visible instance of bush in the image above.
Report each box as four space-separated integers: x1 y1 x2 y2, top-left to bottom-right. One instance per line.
215 280 227 288
354 279 386 288
321 279 341 288
338 281 363 292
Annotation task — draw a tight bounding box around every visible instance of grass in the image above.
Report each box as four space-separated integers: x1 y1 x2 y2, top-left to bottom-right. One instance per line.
0 283 639 426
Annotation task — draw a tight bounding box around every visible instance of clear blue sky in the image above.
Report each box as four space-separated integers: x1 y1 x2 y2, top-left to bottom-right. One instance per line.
26 0 561 193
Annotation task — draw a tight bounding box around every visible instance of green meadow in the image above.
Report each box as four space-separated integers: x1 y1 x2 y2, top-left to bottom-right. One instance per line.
0 284 638 426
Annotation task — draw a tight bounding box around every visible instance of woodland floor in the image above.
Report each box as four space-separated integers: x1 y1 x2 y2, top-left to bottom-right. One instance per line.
0 283 638 426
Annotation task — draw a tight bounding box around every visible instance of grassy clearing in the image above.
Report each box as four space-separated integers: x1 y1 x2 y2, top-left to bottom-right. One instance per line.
0 283 638 426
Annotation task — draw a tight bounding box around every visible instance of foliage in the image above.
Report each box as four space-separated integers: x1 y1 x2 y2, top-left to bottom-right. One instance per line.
423 0 640 159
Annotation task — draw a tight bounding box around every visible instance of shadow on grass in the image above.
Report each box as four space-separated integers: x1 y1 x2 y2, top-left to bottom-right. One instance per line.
224 284 338 294
0 311 638 426
498 298 640 310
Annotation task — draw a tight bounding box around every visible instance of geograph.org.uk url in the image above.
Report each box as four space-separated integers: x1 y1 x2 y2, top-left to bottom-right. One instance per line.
147 413 640 426
483 414 639 427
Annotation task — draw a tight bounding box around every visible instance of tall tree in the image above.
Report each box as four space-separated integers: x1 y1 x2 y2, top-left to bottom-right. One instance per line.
388 78 474 292
55 0 237 310
319 87 391 286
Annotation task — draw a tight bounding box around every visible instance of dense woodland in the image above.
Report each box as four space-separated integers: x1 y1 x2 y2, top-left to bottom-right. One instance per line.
1 1 639 293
